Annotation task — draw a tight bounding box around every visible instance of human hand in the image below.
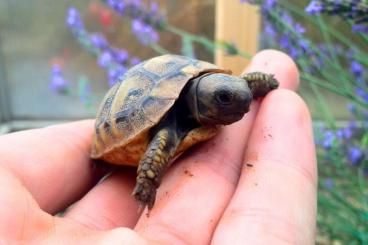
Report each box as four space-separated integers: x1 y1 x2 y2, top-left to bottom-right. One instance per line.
0 50 316 244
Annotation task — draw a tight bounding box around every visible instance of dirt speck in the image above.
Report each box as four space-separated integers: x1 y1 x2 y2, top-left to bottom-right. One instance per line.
184 169 194 177
254 182 258 186
245 163 253 167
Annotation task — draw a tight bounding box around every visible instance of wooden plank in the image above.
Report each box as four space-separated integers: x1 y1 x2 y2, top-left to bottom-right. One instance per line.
215 0 260 75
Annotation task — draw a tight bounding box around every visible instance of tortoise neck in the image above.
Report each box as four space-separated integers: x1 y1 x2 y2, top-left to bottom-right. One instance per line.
182 72 214 126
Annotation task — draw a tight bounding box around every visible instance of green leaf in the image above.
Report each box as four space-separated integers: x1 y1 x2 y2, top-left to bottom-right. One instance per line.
361 133 368 147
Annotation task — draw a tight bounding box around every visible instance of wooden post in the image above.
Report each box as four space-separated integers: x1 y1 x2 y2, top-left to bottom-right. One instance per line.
215 0 260 75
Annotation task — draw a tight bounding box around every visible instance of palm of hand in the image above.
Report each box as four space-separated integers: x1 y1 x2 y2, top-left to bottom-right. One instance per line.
0 50 316 245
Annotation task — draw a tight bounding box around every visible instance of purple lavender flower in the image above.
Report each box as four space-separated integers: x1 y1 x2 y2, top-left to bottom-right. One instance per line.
130 57 141 66
98 51 113 67
66 7 85 35
279 34 290 50
355 87 368 102
240 0 277 11
336 127 354 141
111 48 129 64
347 103 356 114
306 0 368 32
103 0 165 45
90 33 109 49
64 6 141 88
352 24 368 33
257 2 321 72
349 50 367 87
316 119 367 170
277 33 302 60
322 130 336 149
335 128 345 139
50 64 69 94
107 65 127 86
294 23 306 34
107 0 126 12
103 0 166 29
131 19 159 45
66 7 92 50
264 0 277 9
305 1 323 14
298 39 310 52
343 124 354 139
264 22 277 37
344 121 357 138
240 0 257 3
150 2 159 14
324 178 334 189
348 146 364 165
351 60 364 77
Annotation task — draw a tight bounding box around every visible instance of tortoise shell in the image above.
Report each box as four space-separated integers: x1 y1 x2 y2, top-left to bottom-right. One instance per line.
91 54 231 166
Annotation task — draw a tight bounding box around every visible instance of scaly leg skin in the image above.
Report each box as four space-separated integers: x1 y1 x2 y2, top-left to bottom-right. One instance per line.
132 126 180 211
243 72 279 99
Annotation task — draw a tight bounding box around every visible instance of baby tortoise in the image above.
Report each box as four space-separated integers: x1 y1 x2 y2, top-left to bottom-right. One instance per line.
91 54 278 210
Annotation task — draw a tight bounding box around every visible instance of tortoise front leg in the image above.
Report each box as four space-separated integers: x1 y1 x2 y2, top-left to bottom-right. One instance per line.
132 126 181 210
243 72 279 99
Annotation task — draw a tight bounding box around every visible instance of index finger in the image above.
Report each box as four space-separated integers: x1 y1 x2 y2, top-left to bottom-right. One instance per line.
0 120 104 213
212 90 317 244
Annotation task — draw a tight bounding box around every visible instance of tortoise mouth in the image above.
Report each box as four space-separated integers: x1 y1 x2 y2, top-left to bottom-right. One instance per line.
198 109 249 126
221 112 247 124
223 105 250 118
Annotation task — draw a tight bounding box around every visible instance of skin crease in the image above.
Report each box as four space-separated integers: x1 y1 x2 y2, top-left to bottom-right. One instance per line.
0 50 316 244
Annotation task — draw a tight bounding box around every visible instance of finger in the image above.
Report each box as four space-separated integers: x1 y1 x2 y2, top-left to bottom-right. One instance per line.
0 120 104 214
64 168 141 230
0 166 54 240
134 50 300 244
212 90 317 245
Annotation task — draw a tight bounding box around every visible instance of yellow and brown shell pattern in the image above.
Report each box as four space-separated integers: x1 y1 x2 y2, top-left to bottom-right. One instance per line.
91 54 229 166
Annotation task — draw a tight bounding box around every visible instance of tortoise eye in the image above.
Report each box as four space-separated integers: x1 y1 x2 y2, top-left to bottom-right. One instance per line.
215 90 233 105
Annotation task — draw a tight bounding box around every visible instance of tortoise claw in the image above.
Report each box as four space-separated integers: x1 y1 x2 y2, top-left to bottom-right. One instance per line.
132 178 157 210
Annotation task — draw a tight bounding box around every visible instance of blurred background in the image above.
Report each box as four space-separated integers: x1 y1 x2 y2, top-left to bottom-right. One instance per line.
0 0 359 129
0 0 367 244
0 0 219 130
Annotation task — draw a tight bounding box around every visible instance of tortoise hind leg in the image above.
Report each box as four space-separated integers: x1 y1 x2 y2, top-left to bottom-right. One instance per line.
132 124 182 210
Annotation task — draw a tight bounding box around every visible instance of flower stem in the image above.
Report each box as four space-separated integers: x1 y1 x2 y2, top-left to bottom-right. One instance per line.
315 15 351 91
165 24 252 59
166 25 215 52
149 42 169 54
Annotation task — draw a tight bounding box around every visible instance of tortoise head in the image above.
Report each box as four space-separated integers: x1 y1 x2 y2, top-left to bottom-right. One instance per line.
185 73 252 125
